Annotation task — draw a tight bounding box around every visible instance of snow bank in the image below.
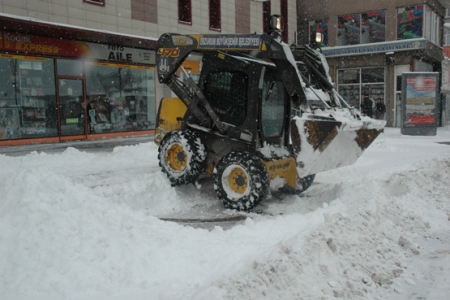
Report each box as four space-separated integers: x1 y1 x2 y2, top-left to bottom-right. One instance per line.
0 128 449 300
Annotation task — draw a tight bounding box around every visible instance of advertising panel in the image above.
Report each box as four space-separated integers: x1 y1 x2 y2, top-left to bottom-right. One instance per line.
401 72 438 135
0 32 155 64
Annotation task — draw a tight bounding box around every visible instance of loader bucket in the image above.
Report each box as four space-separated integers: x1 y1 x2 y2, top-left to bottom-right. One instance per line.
291 109 385 177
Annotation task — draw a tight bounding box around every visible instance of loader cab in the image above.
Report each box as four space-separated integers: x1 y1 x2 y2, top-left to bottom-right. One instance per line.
198 52 289 148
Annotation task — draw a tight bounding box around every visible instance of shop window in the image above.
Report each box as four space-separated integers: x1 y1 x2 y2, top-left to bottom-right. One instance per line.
338 14 360 45
444 31 450 46
309 18 329 47
397 6 423 40
57 59 84 77
209 0 221 31
179 0 192 25
0 56 57 140
84 0 105 6
398 5 441 45
85 62 156 134
203 71 247 126
337 10 386 46
337 67 385 109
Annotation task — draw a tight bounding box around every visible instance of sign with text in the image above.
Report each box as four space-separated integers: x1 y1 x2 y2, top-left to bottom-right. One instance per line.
401 72 439 136
322 38 426 57
197 34 261 49
0 32 155 64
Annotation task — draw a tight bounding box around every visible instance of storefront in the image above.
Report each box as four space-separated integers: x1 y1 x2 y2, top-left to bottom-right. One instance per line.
0 15 158 145
305 3 445 128
322 38 443 128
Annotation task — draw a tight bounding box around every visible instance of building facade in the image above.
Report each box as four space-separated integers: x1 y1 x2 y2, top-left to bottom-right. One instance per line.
442 8 450 125
0 0 297 145
298 0 449 128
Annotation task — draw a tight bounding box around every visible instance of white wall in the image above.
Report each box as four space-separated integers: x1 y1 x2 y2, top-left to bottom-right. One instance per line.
0 0 297 43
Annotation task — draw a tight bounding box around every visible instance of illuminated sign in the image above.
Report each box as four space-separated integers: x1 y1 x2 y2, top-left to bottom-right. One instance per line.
0 32 156 64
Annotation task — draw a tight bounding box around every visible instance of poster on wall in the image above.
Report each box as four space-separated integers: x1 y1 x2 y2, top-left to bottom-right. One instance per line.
401 72 438 136
0 108 20 139
397 6 423 40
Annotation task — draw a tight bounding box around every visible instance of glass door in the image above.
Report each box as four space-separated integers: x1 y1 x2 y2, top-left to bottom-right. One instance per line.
57 79 86 136
395 93 402 128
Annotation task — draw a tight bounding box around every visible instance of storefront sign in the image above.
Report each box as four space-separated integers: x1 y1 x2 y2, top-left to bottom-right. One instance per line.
86 43 155 64
0 31 155 64
322 38 426 57
401 72 438 136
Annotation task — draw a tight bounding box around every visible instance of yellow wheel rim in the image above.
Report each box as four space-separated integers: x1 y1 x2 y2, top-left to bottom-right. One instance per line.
227 167 248 194
166 144 187 171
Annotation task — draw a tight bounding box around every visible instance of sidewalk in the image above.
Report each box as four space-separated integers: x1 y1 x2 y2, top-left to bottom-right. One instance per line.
0 134 154 157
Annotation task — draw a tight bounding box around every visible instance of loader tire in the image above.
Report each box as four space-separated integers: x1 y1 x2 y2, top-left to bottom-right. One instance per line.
158 129 206 186
214 151 269 211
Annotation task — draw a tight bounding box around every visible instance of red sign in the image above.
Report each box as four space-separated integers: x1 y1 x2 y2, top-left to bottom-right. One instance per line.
444 46 450 59
0 32 91 57
406 77 436 91
0 31 156 64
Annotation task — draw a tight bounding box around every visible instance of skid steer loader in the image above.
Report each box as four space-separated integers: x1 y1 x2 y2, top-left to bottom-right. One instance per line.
154 15 385 211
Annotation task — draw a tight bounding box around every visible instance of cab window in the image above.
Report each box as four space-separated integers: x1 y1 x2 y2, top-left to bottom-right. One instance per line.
261 74 286 138
203 71 247 125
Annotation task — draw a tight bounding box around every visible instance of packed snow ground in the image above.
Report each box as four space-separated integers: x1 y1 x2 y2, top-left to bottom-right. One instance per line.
0 127 449 300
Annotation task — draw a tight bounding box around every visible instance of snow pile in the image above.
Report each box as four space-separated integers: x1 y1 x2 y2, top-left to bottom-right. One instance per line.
0 127 449 300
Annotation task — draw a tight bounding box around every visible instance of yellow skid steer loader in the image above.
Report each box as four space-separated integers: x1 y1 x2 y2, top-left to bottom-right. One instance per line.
154 15 385 210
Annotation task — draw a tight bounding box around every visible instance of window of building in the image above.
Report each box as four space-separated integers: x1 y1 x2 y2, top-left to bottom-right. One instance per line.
337 67 385 109
203 71 247 126
397 6 423 40
397 5 441 45
263 1 271 33
57 59 84 77
309 18 329 47
209 0 221 31
84 0 105 6
428 7 441 45
179 0 192 25
337 11 386 46
444 30 450 46
85 62 156 134
0 56 57 140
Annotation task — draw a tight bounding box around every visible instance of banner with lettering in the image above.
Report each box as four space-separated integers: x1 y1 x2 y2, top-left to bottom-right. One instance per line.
0 32 155 64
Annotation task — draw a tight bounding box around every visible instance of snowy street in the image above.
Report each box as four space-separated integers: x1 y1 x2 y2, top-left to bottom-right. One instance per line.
0 127 449 299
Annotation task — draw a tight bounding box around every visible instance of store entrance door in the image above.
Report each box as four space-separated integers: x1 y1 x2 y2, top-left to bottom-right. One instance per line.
395 93 402 128
57 79 86 138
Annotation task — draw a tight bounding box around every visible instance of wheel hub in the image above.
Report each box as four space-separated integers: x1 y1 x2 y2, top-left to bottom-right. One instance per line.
228 167 248 194
166 144 187 171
